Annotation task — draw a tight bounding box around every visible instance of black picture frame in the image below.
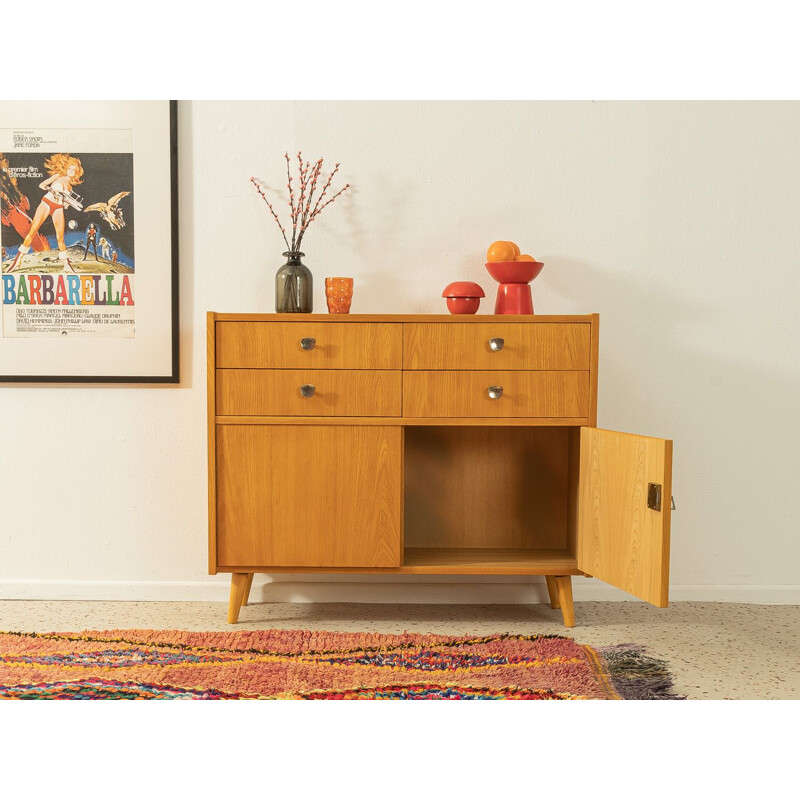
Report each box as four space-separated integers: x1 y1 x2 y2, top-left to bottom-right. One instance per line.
0 100 179 383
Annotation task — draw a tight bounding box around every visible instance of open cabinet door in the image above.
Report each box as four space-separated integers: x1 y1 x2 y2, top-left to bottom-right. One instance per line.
576 427 673 607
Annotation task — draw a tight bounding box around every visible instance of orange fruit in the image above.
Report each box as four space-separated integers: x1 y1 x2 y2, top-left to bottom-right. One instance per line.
516 253 536 262
508 241 520 258
486 241 517 262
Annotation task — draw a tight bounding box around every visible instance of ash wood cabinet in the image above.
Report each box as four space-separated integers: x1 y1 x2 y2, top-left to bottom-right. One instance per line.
208 312 673 626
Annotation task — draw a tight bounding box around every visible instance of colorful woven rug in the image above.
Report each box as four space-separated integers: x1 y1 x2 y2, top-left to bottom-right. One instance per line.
0 629 684 700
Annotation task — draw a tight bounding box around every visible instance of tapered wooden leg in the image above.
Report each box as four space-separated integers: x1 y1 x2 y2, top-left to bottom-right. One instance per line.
553 576 575 628
241 573 255 607
545 576 560 609
227 573 250 624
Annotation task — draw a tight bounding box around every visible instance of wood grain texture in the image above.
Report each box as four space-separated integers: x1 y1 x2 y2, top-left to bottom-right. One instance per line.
404 322 591 370
241 573 254 607
215 554 583 575
589 314 599 426
567 426 581 560
554 576 575 627
213 313 596 324
399 426 406 562
215 415 591 427
404 371 590 418
204 311 677 631
545 576 560 609
404 426 570 549
216 321 402 369
216 425 402 568
207 312 218 575
401 548 580 574
227 574 250 624
216 369 402 416
577 427 673 607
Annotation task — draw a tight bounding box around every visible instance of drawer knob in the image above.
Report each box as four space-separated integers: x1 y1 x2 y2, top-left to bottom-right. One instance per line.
489 337 505 351
300 337 316 351
300 384 316 398
487 385 503 399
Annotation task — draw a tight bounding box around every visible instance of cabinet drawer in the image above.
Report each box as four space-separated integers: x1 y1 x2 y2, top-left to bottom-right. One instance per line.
403 371 590 418
217 369 402 416
216 321 402 369
403 322 591 370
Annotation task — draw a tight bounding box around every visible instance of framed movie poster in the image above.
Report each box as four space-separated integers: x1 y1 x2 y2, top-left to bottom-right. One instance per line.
0 100 178 382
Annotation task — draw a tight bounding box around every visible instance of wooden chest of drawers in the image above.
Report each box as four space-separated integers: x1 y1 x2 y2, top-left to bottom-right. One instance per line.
208 313 673 628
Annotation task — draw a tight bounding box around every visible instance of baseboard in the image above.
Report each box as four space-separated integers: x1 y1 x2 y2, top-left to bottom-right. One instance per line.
2 577 799 605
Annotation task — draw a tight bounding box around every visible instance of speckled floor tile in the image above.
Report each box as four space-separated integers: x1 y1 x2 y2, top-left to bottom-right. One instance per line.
1 600 797 699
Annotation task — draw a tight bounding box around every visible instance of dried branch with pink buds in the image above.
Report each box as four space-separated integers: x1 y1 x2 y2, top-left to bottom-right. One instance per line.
250 151 350 252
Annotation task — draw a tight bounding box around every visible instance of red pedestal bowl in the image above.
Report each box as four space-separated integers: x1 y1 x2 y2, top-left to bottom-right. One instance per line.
485 260 544 315
485 260 544 284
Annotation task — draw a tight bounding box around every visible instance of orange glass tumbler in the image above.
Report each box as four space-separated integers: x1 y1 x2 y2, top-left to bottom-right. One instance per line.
325 277 354 314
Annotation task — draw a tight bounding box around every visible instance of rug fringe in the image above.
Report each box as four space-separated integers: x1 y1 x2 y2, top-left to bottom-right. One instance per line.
598 644 686 700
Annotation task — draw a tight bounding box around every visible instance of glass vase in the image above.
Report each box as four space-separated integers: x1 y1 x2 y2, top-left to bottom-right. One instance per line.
275 251 312 313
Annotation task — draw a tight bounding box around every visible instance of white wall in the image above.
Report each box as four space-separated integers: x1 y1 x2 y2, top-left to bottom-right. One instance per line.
2 101 799 604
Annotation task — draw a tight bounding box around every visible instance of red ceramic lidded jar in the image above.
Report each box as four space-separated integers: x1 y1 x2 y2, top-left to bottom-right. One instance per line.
442 281 485 314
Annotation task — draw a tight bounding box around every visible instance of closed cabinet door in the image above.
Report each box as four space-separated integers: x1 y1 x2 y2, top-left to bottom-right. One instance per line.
577 427 673 606
216 425 402 568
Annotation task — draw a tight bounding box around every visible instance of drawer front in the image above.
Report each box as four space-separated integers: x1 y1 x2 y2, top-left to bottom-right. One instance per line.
403 322 591 370
216 321 402 369
217 369 402 416
403 371 590 418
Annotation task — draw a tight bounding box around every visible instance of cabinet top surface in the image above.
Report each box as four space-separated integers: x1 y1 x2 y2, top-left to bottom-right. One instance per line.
210 313 597 323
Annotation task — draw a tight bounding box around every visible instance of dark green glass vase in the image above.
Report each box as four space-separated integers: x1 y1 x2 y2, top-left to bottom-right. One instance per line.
275 251 312 313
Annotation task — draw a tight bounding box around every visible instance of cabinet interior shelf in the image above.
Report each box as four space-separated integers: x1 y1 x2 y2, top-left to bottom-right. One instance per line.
402 548 580 574
218 549 581 576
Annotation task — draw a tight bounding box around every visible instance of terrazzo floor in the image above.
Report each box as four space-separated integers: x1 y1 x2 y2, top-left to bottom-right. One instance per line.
1 600 797 699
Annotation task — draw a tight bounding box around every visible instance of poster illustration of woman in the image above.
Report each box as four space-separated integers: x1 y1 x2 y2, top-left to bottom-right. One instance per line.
6 153 84 274
1 150 134 276
0 154 49 252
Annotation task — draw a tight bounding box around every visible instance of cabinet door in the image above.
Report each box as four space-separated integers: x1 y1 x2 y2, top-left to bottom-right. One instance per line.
216 425 402 568
576 427 673 606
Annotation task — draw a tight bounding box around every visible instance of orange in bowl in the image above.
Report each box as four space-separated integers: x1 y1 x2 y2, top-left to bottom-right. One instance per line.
487 241 517 263
516 253 536 262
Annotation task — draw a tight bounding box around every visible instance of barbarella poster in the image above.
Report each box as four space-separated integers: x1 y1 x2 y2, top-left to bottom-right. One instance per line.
1 128 135 338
